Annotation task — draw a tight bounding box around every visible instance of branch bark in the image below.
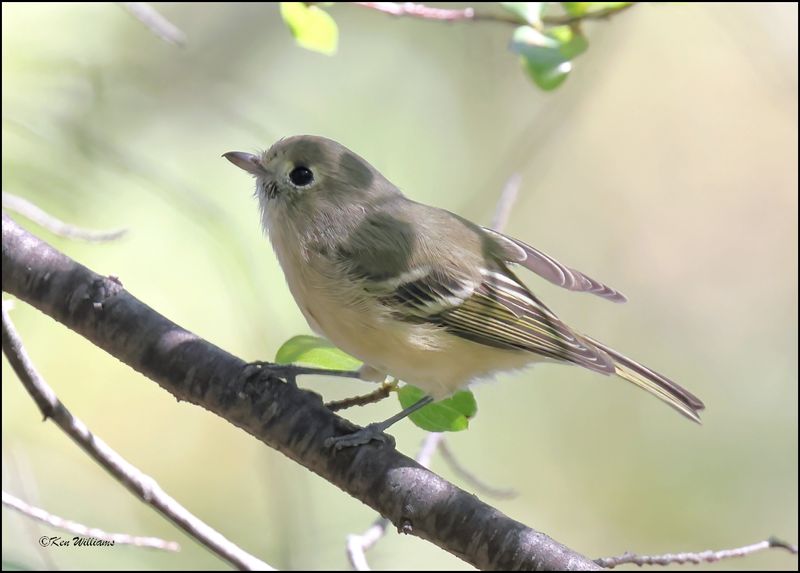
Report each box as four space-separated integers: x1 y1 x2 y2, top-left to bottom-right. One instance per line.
1 213 600 571
595 537 798 568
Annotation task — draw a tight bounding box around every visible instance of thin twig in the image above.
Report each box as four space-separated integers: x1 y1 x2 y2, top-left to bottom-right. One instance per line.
351 2 517 24
346 517 390 571
415 432 445 467
2 491 180 552
2 192 128 243
1 307 274 571
346 433 444 571
120 2 186 46
490 173 522 232
595 537 798 568
326 382 397 412
350 2 638 27
438 441 517 499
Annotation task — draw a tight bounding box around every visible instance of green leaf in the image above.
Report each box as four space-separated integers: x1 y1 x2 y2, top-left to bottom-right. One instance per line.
561 2 631 16
275 335 362 370
500 2 544 26
561 2 590 16
510 25 588 90
562 2 631 17
447 390 478 419
546 25 589 59
279 2 338 56
520 57 571 90
397 385 478 432
511 25 588 62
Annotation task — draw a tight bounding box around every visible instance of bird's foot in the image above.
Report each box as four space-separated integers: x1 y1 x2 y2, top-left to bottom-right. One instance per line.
325 423 395 450
242 361 297 387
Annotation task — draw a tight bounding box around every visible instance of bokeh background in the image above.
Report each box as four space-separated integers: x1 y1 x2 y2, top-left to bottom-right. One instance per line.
2 2 797 570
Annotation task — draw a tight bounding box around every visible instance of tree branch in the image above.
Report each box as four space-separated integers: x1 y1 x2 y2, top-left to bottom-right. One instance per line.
490 173 522 232
2 192 128 243
438 440 517 500
349 2 638 27
1 212 601 571
347 516 390 571
595 537 798 568
120 2 186 46
350 2 520 25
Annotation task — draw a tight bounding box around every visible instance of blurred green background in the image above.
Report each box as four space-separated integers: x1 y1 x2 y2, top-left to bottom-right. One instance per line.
2 2 797 570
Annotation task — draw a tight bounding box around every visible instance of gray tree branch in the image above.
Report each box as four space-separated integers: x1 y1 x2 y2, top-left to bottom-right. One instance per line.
349 2 638 27
1 212 601 571
595 537 797 568
120 2 186 46
2 192 128 243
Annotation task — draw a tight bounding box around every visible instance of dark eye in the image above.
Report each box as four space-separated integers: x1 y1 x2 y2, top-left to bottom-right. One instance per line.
289 166 314 186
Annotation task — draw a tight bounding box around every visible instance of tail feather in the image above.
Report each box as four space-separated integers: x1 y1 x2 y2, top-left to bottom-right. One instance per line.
583 336 705 424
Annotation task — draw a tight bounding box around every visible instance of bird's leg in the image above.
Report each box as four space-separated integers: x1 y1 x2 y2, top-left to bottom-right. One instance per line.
325 396 435 450
242 361 361 388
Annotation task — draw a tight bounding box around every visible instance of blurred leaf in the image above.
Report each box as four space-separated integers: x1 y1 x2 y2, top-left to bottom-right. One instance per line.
500 2 543 26
562 2 632 17
510 24 588 90
511 24 589 61
520 57 570 90
279 2 338 56
446 390 478 419
546 25 589 58
398 385 477 432
275 335 362 370
561 2 591 16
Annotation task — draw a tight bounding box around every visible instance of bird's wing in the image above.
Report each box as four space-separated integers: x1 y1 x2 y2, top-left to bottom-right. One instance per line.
366 262 615 375
482 227 627 303
335 206 614 373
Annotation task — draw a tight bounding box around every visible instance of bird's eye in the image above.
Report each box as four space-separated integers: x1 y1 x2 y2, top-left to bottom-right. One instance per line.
289 166 314 187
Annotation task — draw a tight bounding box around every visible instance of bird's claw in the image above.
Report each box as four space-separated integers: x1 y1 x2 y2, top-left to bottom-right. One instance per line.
242 361 297 387
325 423 395 450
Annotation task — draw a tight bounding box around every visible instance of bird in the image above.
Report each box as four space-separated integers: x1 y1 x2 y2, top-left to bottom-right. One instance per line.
224 135 705 448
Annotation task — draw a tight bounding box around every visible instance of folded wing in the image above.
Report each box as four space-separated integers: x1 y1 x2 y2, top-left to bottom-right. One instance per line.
483 227 627 303
376 263 616 376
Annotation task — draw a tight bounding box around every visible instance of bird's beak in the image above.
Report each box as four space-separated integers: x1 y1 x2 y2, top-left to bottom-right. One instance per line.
223 151 270 177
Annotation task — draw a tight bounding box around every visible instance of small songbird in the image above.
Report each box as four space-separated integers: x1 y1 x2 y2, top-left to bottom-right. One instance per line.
224 136 704 448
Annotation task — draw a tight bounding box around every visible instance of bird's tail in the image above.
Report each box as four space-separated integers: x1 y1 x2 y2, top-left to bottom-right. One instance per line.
583 336 705 423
